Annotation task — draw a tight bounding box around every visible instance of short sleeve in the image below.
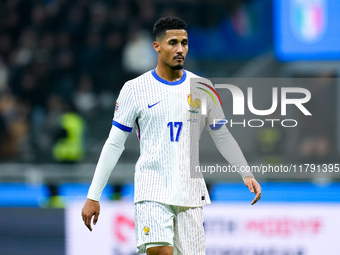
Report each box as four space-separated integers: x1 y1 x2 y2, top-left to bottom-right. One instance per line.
112 83 137 132
205 84 226 131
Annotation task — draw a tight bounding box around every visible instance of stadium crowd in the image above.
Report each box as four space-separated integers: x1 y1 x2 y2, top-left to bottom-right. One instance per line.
0 0 247 162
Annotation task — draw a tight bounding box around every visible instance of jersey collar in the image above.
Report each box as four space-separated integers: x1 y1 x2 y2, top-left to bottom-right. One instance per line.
151 69 187 86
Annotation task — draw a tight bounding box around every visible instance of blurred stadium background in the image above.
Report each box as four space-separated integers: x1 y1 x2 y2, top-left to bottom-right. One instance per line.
0 0 339 254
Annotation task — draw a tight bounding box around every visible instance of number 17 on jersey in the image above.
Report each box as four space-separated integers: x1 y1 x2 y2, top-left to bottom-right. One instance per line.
167 122 183 142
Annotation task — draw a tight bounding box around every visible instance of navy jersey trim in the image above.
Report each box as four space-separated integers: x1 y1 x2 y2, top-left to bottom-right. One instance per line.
151 69 187 85
209 118 227 130
112 120 133 132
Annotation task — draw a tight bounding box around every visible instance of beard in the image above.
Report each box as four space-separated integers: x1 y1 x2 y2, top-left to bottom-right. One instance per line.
170 64 183 70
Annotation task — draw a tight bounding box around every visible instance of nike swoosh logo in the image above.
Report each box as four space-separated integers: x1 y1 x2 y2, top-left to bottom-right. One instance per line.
148 101 161 108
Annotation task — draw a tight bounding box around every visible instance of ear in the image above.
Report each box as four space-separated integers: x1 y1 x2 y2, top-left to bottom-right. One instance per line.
153 41 160 53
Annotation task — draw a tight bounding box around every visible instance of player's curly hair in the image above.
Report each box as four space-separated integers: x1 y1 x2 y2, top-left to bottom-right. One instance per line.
153 16 187 40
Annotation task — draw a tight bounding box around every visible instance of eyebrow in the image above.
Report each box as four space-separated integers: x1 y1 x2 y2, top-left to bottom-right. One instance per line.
167 38 188 42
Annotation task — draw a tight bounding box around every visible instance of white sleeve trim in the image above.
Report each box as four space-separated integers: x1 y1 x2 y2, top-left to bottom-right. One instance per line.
87 125 129 201
208 125 254 180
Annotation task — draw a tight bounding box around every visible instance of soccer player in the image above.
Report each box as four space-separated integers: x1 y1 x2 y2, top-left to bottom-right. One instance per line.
82 16 261 255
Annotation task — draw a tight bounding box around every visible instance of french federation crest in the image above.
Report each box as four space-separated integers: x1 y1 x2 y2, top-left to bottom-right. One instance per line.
290 0 326 42
143 226 149 235
187 94 201 114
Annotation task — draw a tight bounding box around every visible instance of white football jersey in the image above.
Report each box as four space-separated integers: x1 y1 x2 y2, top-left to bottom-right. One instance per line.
113 69 225 207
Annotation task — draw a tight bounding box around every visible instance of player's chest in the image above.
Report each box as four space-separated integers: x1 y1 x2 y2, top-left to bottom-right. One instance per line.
135 86 189 119
134 83 206 127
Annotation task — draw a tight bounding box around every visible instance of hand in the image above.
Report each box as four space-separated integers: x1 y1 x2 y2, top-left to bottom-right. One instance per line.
81 198 100 231
244 177 262 205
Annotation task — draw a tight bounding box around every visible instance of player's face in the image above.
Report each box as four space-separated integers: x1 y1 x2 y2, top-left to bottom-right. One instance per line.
155 29 188 70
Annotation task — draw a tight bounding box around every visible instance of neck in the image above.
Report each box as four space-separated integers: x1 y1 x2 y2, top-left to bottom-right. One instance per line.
155 62 183 82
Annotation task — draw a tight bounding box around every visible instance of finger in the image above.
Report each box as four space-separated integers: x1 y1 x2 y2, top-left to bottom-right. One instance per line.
93 212 99 225
247 181 254 193
251 187 262 205
85 215 93 231
86 222 92 231
251 193 261 205
254 183 262 196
